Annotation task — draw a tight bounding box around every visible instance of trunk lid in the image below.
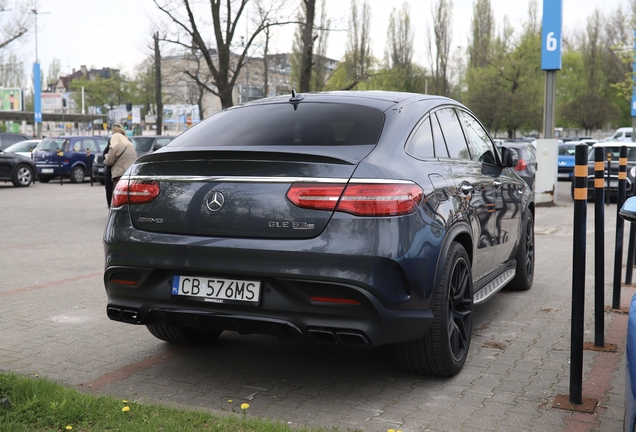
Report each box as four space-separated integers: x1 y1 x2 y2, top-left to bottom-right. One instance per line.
127 146 374 239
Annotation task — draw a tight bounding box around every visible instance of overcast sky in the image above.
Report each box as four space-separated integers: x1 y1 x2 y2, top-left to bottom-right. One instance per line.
14 0 632 82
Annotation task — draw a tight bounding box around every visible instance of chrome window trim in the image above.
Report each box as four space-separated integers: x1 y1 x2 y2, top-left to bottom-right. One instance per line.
124 175 415 185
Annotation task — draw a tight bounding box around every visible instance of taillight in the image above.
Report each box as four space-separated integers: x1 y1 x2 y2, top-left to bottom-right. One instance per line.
111 180 160 207
286 182 423 216
515 158 527 171
286 183 345 211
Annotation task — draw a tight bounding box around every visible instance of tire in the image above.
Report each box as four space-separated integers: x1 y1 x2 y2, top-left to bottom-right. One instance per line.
395 242 473 376
146 324 222 346
12 165 33 187
506 211 534 291
70 166 85 183
38 176 51 183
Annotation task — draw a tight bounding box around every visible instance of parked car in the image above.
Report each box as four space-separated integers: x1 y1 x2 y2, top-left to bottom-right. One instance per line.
497 141 537 192
0 132 33 150
33 136 108 183
103 91 535 377
558 142 577 181
91 135 174 184
606 127 633 143
573 141 636 200
0 148 35 187
3 139 41 159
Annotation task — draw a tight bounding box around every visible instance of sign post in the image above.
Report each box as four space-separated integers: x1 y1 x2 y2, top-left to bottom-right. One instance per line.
536 0 563 206
33 63 42 138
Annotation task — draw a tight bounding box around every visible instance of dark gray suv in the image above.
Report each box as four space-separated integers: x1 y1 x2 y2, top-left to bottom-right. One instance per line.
103 91 534 377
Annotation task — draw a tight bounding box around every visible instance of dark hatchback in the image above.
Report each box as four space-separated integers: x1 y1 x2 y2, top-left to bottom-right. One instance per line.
574 142 636 200
92 135 174 184
104 91 535 376
0 149 35 187
33 136 108 183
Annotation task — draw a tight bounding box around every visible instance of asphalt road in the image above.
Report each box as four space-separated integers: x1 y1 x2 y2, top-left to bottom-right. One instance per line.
0 178 632 432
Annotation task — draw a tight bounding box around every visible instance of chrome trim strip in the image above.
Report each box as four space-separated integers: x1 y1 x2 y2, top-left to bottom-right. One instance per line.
125 175 416 185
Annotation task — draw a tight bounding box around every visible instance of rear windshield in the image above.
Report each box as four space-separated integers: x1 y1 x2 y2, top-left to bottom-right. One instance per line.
169 103 385 148
559 145 576 156
132 137 154 152
36 139 67 151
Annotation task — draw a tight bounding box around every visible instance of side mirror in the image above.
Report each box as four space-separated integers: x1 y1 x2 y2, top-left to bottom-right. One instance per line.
501 147 519 168
620 197 636 223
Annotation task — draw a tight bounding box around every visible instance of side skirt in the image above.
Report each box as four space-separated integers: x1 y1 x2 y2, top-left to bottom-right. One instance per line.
473 267 516 305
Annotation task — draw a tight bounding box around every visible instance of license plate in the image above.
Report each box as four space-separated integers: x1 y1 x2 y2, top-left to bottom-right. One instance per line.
606 180 619 188
98 168 104 173
41 168 54 174
558 173 569 178
171 275 261 305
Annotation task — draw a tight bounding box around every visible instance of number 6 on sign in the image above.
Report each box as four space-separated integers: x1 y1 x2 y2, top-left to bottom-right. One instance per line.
546 32 557 51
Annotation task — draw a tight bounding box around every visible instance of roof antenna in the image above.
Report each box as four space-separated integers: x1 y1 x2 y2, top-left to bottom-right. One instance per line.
289 88 305 103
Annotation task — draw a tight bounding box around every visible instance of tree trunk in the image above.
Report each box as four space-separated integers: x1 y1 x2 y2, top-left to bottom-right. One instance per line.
154 32 163 135
299 0 316 93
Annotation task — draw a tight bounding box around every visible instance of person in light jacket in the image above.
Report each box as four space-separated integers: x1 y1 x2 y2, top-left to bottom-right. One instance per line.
104 124 137 199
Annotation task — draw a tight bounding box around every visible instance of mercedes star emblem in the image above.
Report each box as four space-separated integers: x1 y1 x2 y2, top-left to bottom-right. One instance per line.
205 191 225 212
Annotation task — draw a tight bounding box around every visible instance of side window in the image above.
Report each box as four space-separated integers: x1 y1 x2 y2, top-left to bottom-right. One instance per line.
431 113 449 157
436 108 470 159
73 140 82 152
459 111 497 165
154 138 172 150
97 139 108 151
406 116 434 158
84 138 98 152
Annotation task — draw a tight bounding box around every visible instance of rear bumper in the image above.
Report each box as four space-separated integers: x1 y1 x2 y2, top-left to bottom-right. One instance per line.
105 266 434 347
103 205 444 347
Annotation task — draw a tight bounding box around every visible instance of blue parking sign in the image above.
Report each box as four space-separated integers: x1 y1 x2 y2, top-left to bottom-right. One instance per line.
541 0 563 70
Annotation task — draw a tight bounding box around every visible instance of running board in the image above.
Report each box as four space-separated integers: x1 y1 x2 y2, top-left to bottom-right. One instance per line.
473 269 516 305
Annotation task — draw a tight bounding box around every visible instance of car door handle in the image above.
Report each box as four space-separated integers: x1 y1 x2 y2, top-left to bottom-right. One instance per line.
493 179 502 189
460 183 474 195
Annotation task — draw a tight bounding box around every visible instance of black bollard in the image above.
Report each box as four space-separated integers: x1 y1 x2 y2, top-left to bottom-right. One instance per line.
570 143 588 406
56 148 63 186
606 153 612 206
594 147 605 347
613 146 628 309
87 148 93 187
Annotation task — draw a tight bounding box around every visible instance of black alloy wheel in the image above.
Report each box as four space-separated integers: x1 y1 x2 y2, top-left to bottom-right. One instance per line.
507 212 534 291
395 242 473 376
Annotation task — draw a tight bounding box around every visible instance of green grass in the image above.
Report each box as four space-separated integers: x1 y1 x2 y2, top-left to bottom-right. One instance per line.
0 373 326 432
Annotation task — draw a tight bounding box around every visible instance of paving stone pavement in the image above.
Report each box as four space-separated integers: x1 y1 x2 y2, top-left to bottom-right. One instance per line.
0 179 631 431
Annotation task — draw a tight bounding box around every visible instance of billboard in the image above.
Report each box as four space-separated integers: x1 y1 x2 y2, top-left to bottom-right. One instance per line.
0 88 23 111
41 93 63 111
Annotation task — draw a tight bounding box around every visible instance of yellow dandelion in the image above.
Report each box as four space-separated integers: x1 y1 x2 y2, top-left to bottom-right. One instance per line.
122 406 130 412
241 403 250 410
388 429 395 432
228 399 232 403
66 427 73 431
122 400 128 403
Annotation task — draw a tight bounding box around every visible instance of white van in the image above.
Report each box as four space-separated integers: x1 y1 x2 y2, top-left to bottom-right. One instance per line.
608 127 633 142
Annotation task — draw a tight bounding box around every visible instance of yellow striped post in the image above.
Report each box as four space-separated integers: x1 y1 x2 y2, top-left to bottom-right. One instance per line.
612 146 628 309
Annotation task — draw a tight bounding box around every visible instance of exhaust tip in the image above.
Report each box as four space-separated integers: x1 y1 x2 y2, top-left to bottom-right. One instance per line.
336 331 370 347
121 309 141 324
107 307 122 321
307 328 338 345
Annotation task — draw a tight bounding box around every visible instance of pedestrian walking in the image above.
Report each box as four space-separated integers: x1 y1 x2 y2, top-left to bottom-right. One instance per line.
104 124 137 205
